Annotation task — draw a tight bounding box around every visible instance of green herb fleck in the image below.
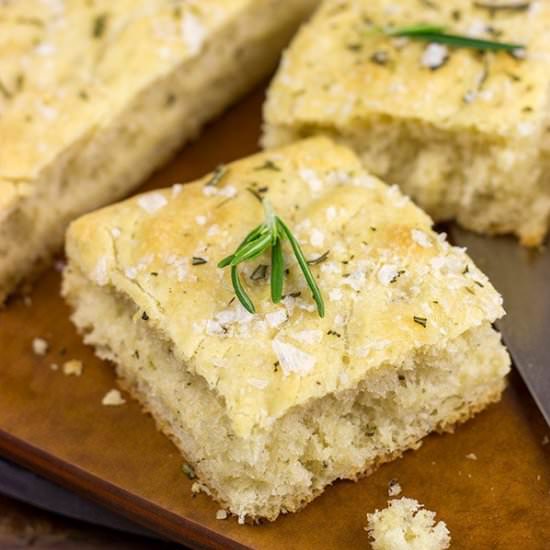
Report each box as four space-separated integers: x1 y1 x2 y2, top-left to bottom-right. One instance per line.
205 164 227 187
182 463 196 480
250 264 268 281
92 13 108 38
0 80 12 100
413 316 428 328
390 270 406 284
370 50 389 65
246 187 264 203
307 250 330 266
254 160 281 172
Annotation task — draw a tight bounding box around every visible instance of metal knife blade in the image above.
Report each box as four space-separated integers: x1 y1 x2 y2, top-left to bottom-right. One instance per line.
449 225 550 425
0 456 159 539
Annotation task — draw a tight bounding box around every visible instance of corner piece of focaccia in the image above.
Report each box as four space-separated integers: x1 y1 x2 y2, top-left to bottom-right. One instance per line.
0 0 317 302
263 0 550 246
62 137 510 522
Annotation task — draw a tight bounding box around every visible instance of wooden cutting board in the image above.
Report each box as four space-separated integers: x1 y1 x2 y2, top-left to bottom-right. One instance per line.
0 87 548 550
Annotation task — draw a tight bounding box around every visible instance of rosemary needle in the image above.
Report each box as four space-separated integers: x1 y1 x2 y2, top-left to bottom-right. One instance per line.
218 199 324 317
383 24 524 53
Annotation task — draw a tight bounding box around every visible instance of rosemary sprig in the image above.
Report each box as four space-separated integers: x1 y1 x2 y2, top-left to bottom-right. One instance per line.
383 24 524 52
218 200 324 317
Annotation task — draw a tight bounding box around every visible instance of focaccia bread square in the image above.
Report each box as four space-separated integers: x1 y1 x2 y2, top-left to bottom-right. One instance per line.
0 0 317 301
62 137 510 521
263 0 550 246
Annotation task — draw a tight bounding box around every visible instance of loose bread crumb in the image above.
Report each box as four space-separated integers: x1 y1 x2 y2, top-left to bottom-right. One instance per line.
366 497 451 550
388 479 402 497
101 389 126 406
216 509 228 520
50 363 59 371
32 338 48 356
62 360 83 376
465 453 478 460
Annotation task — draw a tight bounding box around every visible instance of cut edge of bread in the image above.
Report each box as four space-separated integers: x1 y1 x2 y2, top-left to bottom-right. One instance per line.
63 265 510 522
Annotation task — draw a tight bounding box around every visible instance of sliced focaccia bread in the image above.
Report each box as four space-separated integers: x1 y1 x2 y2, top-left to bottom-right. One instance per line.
0 0 317 301
63 137 510 521
263 0 550 246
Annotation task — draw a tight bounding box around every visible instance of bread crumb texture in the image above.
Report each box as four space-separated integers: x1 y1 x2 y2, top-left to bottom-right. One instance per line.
63 138 510 520
366 497 451 550
0 0 317 301
263 0 550 245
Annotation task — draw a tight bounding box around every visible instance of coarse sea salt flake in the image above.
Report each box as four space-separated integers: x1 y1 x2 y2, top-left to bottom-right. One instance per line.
206 320 225 335
36 42 56 56
378 264 399 286
310 229 325 248
248 378 269 390
292 330 322 345
207 224 220 237
266 309 287 328
92 256 109 286
299 168 323 192
342 271 365 291
182 12 205 55
329 288 343 301
272 340 316 376
138 192 167 214
421 43 448 69
326 206 337 221
411 229 432 248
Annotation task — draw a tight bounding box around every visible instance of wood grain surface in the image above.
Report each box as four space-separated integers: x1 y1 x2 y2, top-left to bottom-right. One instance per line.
0 86 548 550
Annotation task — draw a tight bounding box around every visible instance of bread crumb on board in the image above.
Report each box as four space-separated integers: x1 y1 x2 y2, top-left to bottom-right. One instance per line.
388 479 402 497
465 453 478 460
366 497 451 550
32 338 49 356
216 509 228 520
62 359 83 376
101 389 126 406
